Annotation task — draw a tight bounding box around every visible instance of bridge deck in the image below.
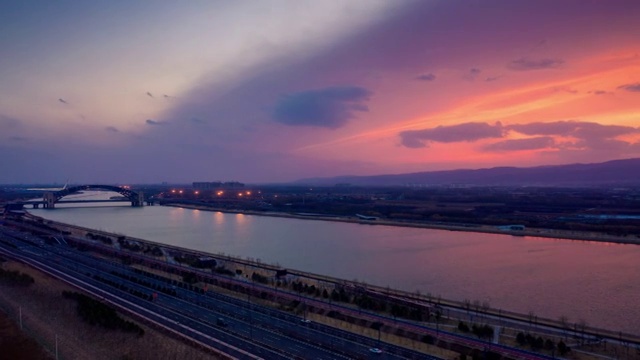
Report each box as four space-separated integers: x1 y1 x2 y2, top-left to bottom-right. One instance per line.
22 199 131 205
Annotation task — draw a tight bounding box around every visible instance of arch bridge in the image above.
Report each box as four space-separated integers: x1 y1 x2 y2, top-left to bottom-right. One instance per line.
42 185 144 209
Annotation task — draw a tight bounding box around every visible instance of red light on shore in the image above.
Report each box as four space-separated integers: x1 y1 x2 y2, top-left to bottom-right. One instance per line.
194 191 199 195
171 189 176 193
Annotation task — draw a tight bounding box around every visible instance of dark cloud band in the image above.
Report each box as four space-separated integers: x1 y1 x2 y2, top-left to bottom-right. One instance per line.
272 86 372 129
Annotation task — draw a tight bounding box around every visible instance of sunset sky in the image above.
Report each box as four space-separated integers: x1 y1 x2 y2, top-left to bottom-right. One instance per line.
2 0 640 184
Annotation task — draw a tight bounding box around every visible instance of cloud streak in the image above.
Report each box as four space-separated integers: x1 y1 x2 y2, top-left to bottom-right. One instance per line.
588 90 612 95
401 120 640 155
415 73 436 81
400 122 504 148
464 68 482 81
483 136 555 152
145 119 168 126
618 83 640 92
507 121 639 138
507 58 564 71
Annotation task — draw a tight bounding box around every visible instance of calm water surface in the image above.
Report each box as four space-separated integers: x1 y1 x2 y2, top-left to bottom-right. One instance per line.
30 193 640 334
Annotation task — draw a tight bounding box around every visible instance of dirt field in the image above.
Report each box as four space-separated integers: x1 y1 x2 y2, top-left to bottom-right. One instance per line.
0 309 51 360
0 260 219 360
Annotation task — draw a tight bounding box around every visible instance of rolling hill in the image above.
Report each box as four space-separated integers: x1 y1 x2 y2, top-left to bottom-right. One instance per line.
295 158 640 187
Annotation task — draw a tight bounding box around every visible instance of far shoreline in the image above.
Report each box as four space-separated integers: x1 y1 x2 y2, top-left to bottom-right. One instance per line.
166 203 640 246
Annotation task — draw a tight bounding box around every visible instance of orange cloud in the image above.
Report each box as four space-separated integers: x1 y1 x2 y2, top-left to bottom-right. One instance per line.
297 52 640 158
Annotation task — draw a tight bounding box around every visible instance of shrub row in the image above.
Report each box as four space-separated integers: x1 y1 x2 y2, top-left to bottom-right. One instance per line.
0 268 34 286
516 332 570 355
62 291 144 336
457 321 494 339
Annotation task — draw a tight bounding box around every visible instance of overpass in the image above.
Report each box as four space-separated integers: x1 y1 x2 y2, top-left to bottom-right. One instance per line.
23 185 145 209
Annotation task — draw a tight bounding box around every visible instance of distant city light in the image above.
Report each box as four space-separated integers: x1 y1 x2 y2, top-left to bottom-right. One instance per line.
171 189 176 193
179 190 183 194
194 191 199 195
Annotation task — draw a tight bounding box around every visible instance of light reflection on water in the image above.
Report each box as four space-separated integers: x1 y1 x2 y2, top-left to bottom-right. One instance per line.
30 191 640 334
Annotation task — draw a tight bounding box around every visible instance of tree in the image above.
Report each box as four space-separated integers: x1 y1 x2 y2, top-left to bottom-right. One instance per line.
557 340 570 355
422 334 435 345
545 339 555 351
559 315 569 340
371 321 383 342
473 299 481 313
458 321 470 333
481 300 491 319
577 319 588 345
528 311 536 327
464 298 471 313
331 289 340 302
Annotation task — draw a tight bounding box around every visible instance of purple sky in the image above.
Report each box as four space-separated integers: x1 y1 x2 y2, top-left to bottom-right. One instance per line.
2 0 640 184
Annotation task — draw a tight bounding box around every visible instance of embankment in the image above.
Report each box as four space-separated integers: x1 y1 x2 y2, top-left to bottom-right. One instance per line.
168 203 640 246
23 213 640 345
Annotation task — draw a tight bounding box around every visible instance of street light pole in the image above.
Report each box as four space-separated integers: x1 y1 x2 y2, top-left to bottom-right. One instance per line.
303 301 307 321
247 285 253 339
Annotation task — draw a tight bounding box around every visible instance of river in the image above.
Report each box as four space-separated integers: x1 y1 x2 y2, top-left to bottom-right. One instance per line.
30 192 640 335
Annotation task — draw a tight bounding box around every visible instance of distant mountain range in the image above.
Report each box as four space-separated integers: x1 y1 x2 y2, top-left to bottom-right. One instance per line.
295 158 640 187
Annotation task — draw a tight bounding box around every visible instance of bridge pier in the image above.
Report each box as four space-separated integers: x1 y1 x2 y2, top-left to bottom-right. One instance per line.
131 191 145 207
43 192 56 209
32 203 40 209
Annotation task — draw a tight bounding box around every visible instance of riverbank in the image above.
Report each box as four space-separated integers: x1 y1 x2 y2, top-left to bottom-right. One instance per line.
21 206 640 341
14 214 640 351
167 203 640 246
